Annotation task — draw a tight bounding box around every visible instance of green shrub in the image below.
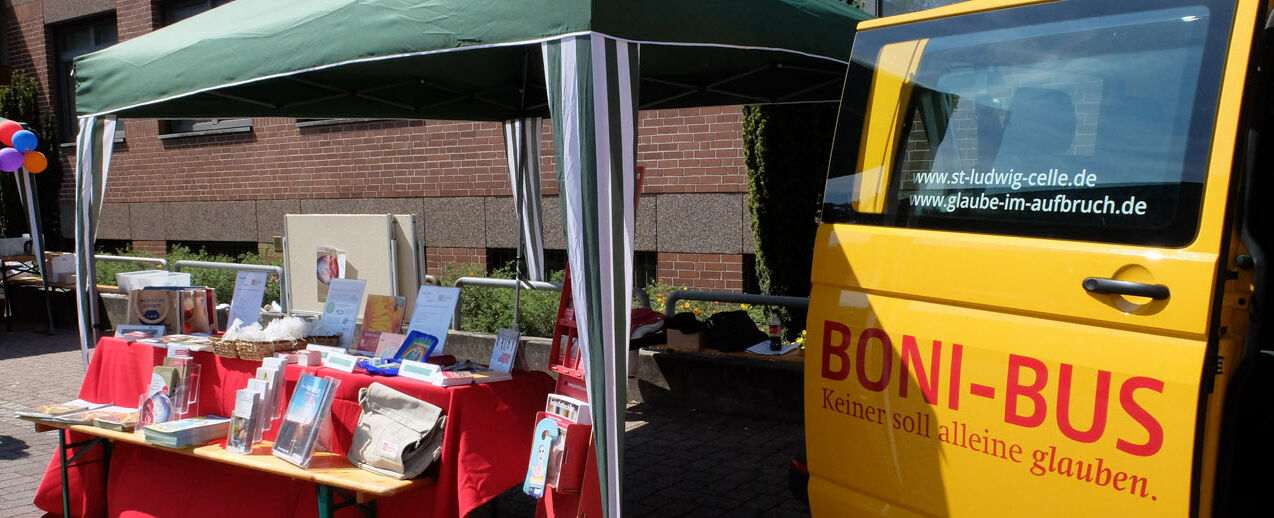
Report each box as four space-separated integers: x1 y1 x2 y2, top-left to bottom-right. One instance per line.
742 103 838 339
97 245 283 305
441 262 564 338
644 281 770 328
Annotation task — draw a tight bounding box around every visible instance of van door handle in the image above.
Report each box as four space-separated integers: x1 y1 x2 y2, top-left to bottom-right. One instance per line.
1082 277 1170 300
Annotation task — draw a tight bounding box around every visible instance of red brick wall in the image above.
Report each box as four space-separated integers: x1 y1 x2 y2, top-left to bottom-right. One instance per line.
5 0 54 114
130 239 166 256
639 107 746 194
657 253 743 292
425 247 486 277
57 106 744 204
116 0 158 41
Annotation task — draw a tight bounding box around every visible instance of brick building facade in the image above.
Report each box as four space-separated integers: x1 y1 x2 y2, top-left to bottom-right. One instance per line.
3 0 761 292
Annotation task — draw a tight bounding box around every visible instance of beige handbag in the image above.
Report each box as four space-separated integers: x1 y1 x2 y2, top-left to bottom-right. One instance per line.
347 382 446 479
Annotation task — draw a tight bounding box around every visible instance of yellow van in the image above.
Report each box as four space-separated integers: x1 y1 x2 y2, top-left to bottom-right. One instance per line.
804 0 1272 515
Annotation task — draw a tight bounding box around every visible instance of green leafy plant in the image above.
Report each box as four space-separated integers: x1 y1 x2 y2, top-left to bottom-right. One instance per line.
96 245 283 305
439 262 564 338
741 103 838 338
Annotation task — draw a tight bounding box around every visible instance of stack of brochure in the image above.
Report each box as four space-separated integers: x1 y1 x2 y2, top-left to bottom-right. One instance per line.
143 416 231 448
53 406 140 431
15 399 112 421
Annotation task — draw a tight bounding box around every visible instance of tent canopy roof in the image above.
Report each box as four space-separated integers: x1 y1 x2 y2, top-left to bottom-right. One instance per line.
74 0 869 121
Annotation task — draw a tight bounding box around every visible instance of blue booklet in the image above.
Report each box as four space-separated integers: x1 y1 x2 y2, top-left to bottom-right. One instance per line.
393 331 439 363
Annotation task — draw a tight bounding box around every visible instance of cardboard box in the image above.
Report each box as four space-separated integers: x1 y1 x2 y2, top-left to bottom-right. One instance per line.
666 329 708 352
128 289 183 335
46 253 76 283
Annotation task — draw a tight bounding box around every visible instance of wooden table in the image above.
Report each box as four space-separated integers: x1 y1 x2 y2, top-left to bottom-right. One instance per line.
34 420 425 518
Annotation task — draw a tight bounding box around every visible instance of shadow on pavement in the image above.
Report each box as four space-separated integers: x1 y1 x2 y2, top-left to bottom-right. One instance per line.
480 402 809 518
0 434 30 460
0 326 88 361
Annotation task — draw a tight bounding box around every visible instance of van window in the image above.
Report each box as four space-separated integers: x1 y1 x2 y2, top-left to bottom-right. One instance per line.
823 0 1236 246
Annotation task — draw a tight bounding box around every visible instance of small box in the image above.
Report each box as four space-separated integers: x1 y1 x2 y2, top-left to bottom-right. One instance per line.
46 253 76 282
296 349 322 366
666 329 708 352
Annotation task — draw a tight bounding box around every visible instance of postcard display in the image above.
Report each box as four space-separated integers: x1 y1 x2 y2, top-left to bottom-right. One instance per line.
524 265 602 517
530 169 642 516
226 357 289 455
138 350 202 428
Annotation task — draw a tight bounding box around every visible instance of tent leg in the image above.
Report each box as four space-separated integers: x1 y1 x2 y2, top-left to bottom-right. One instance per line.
512 171 524 332
18 169 55 334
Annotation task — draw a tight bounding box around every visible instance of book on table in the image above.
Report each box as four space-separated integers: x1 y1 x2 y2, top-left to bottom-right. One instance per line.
429 370 474 387
143 415 232 448
469 368 513 384
15 399 112 421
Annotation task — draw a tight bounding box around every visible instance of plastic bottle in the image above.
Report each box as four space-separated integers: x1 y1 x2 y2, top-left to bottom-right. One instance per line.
768 312 782 351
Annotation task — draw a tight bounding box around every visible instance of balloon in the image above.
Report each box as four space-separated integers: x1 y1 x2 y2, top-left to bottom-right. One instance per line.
0 120 20 147
10 130 36 153
0 148 22 172
23 151 46 173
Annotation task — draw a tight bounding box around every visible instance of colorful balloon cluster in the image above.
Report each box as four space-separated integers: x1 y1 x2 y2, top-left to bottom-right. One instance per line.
0 120 47 173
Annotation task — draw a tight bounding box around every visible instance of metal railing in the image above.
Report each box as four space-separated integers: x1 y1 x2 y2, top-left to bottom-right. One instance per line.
95 254 170 271
451 276 563 330
662 290 808 317
173 260 289 313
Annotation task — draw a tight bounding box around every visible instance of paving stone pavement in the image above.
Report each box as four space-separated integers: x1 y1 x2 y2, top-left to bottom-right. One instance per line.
481 406 809 517
0 325 809 518
0 325 86 518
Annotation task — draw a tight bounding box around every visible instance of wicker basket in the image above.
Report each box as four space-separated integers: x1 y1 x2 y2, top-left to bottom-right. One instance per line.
236 340 277 362
211 338 240 359
303 335 341 347
270 339 302 354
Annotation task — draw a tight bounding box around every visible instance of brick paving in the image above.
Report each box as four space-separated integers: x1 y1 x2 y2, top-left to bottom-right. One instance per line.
0 325 86 518
0 325 808 518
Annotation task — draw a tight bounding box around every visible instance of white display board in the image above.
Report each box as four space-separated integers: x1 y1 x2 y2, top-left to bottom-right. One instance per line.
285 214 406 315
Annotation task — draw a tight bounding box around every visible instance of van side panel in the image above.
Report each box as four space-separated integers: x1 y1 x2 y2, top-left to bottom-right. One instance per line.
805 225 1207 516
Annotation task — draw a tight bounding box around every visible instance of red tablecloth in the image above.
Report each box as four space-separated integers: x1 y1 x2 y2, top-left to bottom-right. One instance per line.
35 338 553 518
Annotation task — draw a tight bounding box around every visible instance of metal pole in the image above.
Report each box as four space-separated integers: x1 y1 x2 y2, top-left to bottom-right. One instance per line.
18 168 55 333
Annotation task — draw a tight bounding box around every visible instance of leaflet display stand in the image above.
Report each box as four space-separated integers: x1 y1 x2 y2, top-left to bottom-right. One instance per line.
535 168 642 518
534 267 603 518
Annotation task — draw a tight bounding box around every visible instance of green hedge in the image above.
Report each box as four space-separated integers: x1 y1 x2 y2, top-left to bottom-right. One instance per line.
440 262 564 338
97 245 283 305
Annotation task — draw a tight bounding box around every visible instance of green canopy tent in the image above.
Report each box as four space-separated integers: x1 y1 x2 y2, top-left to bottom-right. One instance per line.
71 0 869 514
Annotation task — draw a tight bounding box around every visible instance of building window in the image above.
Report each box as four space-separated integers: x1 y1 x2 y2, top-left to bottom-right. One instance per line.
56 16 118 142
486 248 657 288
160 0 248 137
95 239 131 254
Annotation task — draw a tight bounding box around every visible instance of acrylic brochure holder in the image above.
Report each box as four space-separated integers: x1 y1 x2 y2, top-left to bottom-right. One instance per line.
136 363 202 430
272 374 341 469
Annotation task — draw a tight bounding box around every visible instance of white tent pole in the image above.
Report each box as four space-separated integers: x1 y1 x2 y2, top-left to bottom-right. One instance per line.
18 168 56 332
73 115 117 368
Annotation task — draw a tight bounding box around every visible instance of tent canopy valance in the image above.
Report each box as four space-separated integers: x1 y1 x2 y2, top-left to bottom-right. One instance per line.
74 0 866 121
